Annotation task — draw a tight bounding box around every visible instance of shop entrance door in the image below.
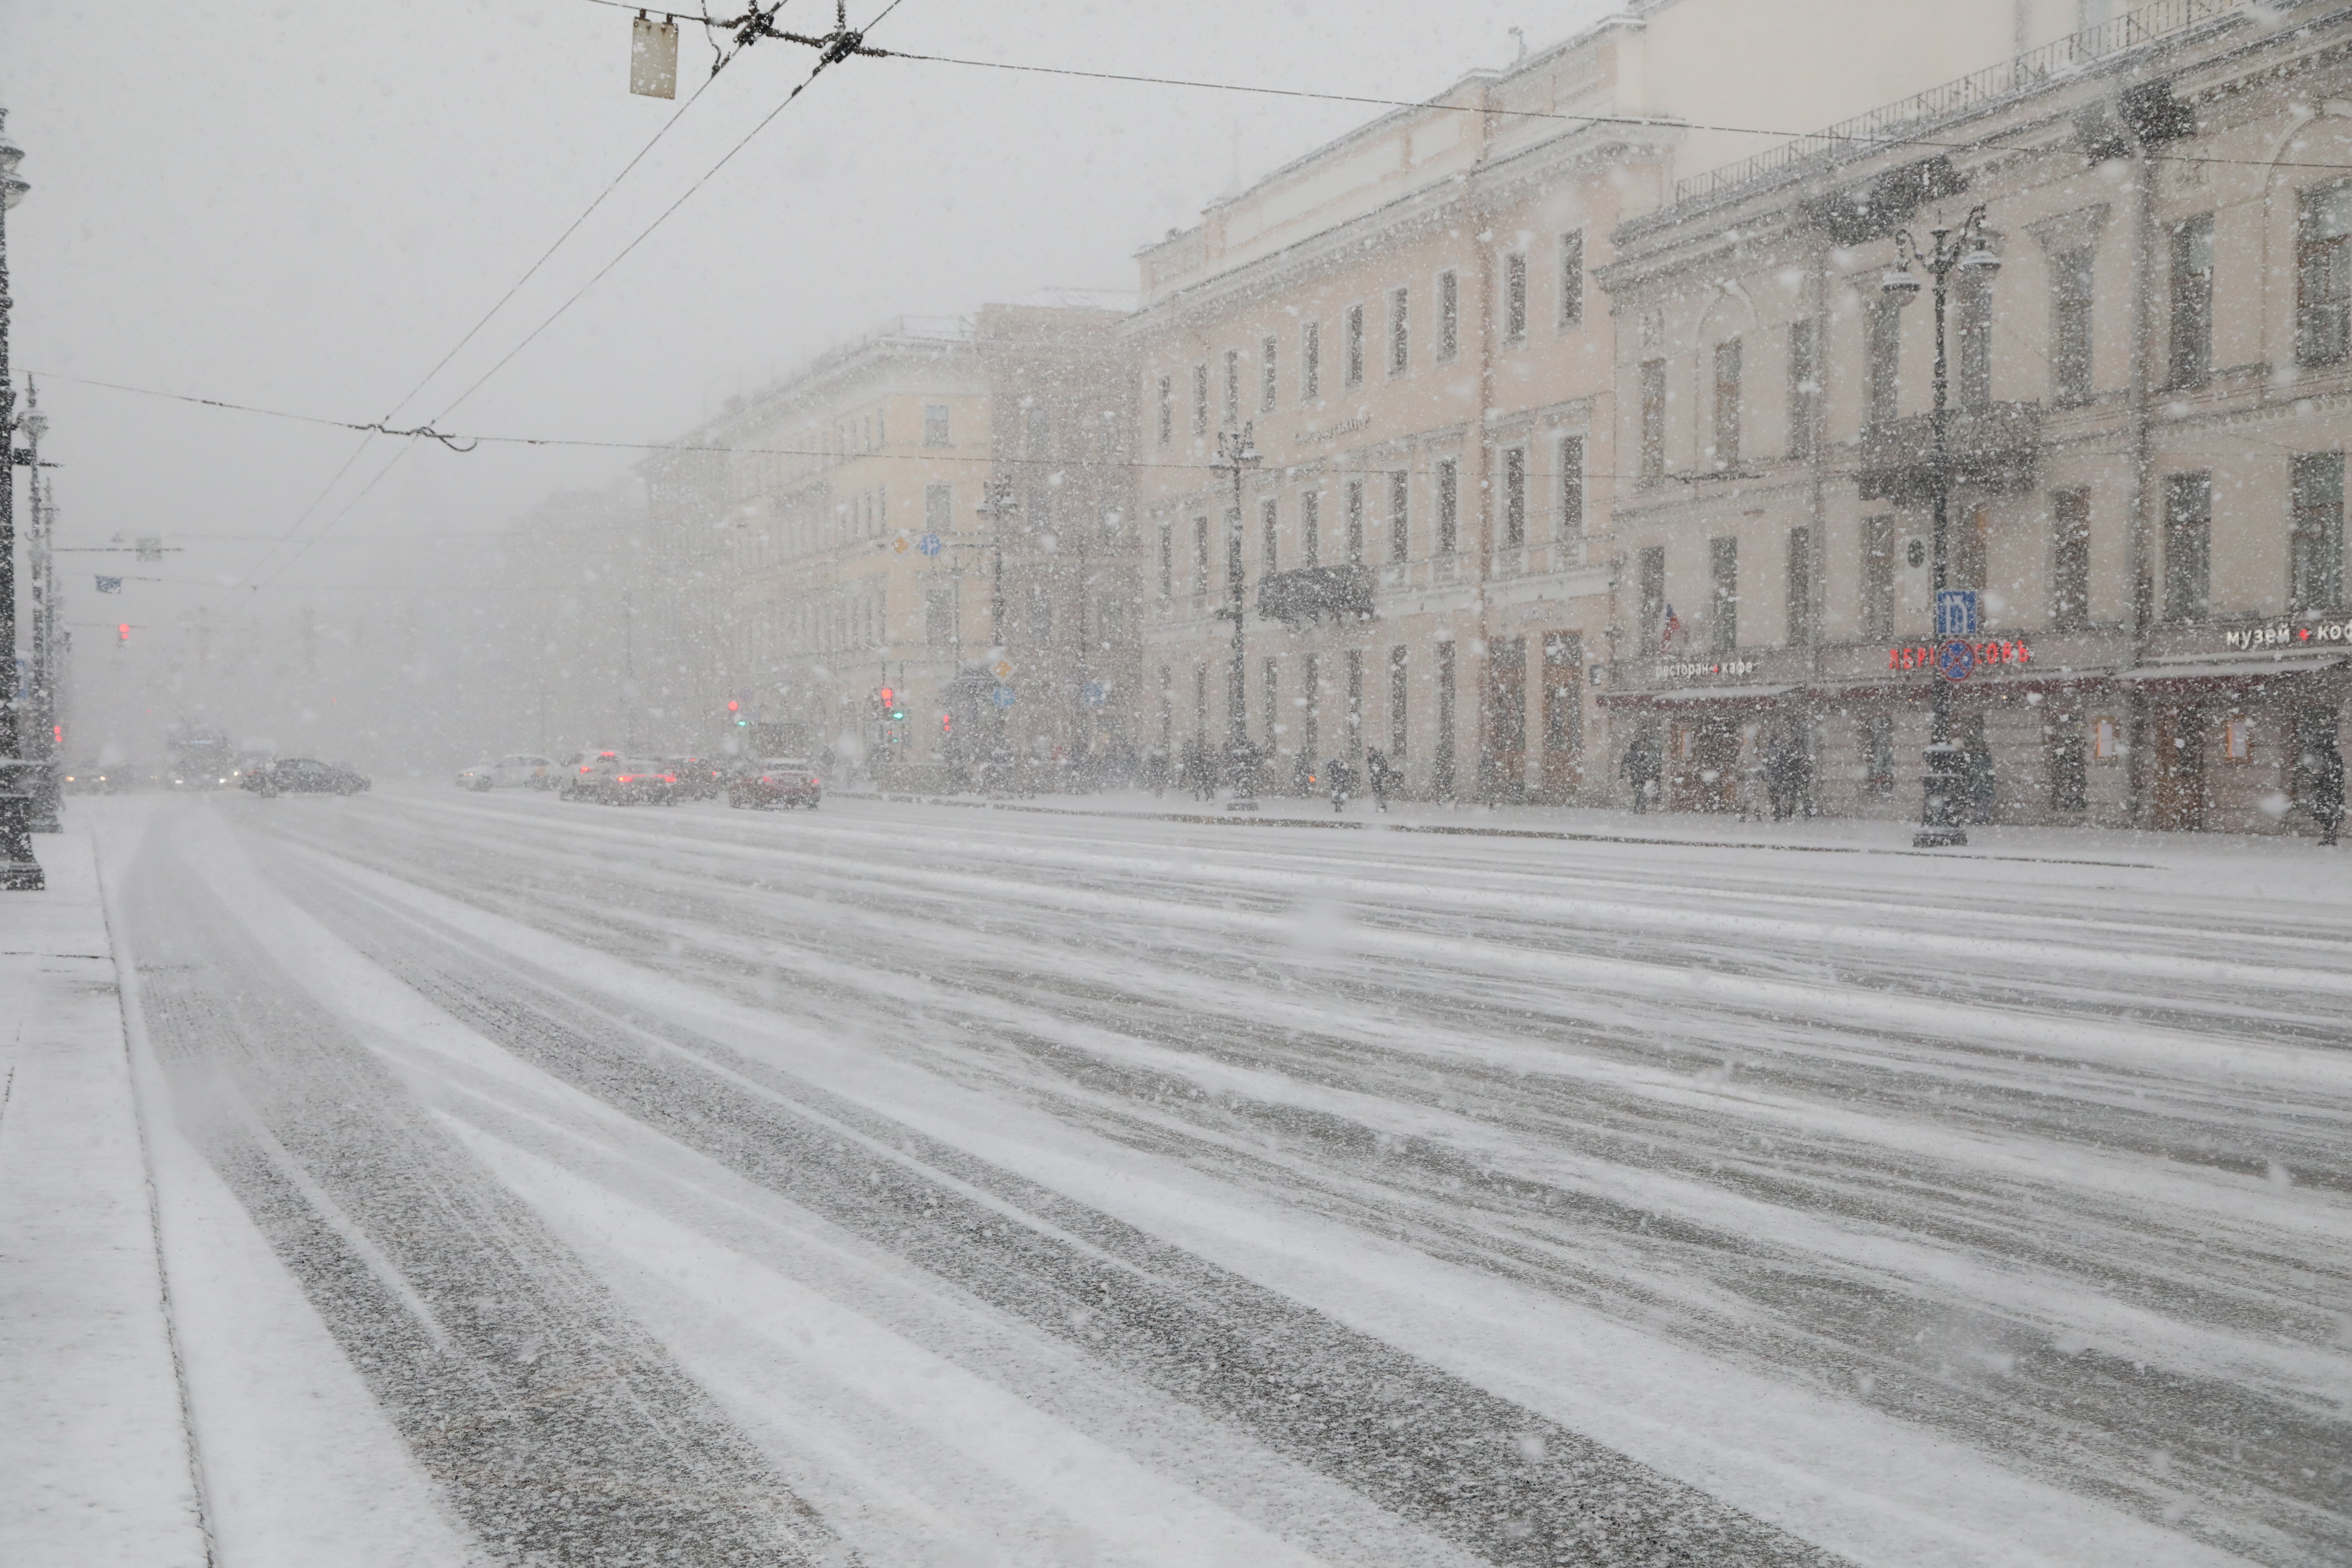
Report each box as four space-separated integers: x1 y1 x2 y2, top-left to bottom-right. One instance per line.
1671 714 1740 812
1485 636 1527 803
1539 632 1583 803
2152 706 2206 831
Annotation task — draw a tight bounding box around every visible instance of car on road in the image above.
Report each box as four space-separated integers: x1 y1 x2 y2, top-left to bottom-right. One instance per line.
727 758 822 810
663 755 726 801
243 757 371 795
564 753 678 805
457 754 557 791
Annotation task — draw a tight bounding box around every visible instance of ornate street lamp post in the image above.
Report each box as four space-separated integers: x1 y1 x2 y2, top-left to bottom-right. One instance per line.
1883 206 2001 849
0 111 42 889
1210 422 1261 810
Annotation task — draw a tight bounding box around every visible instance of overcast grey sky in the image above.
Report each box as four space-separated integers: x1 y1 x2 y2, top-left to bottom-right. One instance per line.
6 0 1615 624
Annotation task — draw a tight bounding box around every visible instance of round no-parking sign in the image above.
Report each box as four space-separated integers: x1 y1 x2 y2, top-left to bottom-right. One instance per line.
1935 640 1976 681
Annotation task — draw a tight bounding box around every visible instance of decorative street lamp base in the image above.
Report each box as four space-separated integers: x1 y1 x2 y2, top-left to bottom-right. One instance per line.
1911 826 1968 849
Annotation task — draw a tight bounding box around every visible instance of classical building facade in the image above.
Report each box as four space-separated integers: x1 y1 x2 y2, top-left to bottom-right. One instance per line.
1597 0 2352 833
1119 0 2074 802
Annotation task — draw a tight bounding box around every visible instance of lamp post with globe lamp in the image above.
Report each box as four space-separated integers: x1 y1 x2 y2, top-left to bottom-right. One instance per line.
1210 422 1262 810
1882 206 2001 849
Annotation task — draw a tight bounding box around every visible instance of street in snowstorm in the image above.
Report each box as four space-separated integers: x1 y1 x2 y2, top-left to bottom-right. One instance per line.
10 1 2352 1566
19 785 2342 1568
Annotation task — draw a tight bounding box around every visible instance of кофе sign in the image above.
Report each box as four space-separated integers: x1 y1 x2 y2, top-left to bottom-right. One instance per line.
2221 619 2352 650
1888 639 2032 676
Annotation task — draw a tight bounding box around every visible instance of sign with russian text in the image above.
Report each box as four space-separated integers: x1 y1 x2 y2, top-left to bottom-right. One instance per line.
1659 657 1759 681
1889 638 2032 672
2221 619 2352 650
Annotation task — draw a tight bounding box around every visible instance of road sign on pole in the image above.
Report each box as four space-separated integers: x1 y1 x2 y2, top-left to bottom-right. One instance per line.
1080 681 1106 708
1935 640 1977 682
991 684 1016 708
1935 589 1979 637
917 533 943 557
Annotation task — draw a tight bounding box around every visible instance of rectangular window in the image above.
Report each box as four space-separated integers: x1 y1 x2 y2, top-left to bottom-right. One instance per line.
1260 496 1280 579
2298 184 2352 366
1388 469 1410 563
1503 252 1528 341
922 403 951 446
1191 515 1210 598
1557 230 1584 327
1302 321 1322 401
2169 214 2214 390
1542 633 1583 760
1158 522 1174 599
1388 287 1410 377
1191 364 1209 437
1556 436 1584 539
1345 478 1365 565
1639 359 1667 482
1225 507 1245 598
1638 546 1667 649
2163 471 2212 622
1864 711 1897 788
1300 652 1321 763
1435 459 1458 554
1786 526 1816 646
1388 645 1409 760
1260 335 1278 413
1711 338 1742 470
1024 405 1049 457
1502 447 1527 548
1862 513 1897 640
2053 246 2095 406
1344 304 1366 388
924 483 952 534
1155 375 1172 445
1957 272 1993 412
1954 503 1987 594
1302 489 1321 567
1345 648 1364 742
1710 536 1739 652
1788 318 1820 460
1867 302 1902 427
2093 714 2120 761
2225 715 2253 762
1262 657 1279 748
1435 640 1457 798
2291 450 2346 611
1223 349 1241 427
2052 490 2092 629
1437 271 1459 360
1490 637 1527 758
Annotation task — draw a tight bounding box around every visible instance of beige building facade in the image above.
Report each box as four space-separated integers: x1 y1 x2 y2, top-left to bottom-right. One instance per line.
1597 0 2352 833
1121 0 2074 803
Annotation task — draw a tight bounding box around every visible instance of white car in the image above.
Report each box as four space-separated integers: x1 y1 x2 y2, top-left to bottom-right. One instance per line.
458 754 557 792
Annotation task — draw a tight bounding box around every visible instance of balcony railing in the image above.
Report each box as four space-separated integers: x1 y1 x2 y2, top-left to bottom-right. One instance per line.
1671 0 2244 208
1857 401 2043 503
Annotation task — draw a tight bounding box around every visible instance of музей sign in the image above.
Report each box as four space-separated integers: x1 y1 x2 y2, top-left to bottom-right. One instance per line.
2221 619 2352 650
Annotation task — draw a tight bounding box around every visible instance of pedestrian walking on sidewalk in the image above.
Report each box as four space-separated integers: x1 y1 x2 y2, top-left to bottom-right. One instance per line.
1327 757 1356 814
1364 747 1394 812
1620 732 1661 814
2303 731 2345 846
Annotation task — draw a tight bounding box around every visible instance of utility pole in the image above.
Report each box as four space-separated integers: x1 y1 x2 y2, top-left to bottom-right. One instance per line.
22 377 56 831
0 111 43 889
1212 422 1261 810
1882 207 2001 850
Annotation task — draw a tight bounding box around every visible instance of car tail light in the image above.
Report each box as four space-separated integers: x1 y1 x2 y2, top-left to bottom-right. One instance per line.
618 774 634 782
758 775 772 784
662 774 676 783
580 765 592 773
809 776 821 786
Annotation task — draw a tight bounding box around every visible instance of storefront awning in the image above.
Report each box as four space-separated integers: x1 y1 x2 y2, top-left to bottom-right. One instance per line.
2113 656 2347 688
1599 683 1801 708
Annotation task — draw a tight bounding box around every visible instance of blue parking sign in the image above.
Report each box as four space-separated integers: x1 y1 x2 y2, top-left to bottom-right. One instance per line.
992 683 1016 707
1935 589 1979 637
917 533 943 556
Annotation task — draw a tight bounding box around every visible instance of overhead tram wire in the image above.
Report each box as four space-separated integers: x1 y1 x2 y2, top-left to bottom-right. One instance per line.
873 47 2352 177
227 25 732 597
241 0 912 598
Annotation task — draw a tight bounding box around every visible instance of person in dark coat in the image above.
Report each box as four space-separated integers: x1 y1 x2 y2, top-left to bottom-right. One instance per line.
2304 732 2345 846
1620 732 1662 813
1364 747 1395 811
1326 757 1356 813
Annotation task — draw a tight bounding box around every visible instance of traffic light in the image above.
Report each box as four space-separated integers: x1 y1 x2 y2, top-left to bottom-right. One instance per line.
940 712 952 736
117 623 130 644
727 698 744 726
879 686 904 722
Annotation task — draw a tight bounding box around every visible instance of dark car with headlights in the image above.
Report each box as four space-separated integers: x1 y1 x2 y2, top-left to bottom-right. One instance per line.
727 758 822 810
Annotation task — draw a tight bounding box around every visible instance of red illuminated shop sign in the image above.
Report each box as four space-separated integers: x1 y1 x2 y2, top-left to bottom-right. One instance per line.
1887 639 2032 678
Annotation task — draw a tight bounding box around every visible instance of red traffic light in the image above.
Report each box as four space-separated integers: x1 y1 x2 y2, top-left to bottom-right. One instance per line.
727 699 739 712
940 713 952 735
878 686 895 707
117 623 131 643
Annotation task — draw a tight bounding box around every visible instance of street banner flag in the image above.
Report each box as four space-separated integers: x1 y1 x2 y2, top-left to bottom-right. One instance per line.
630 15 679 98
1660 603 1681 650
96 575 122 593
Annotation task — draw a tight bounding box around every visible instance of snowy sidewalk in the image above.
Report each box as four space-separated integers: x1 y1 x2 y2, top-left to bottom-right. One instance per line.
0 820 208 1567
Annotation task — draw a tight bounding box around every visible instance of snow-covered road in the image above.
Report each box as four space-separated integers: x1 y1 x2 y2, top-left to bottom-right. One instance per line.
85 789 2351 1567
